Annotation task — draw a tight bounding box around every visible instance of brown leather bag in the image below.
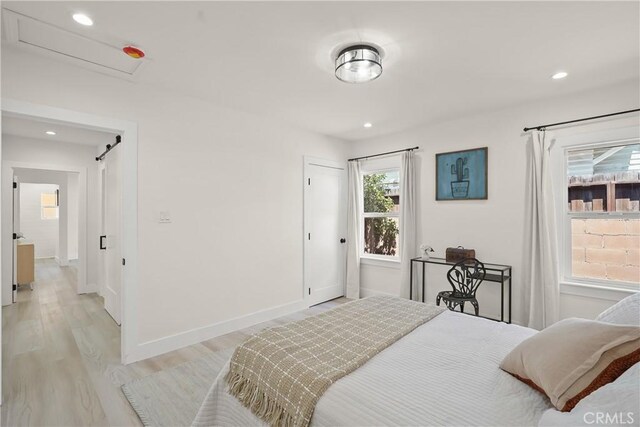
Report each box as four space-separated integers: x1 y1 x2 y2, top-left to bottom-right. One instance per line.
445 246 476 263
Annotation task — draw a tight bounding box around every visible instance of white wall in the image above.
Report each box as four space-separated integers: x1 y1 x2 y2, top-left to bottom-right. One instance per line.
19 183 59 258
2 136 98 291
348 80 640 325
1 49 347 360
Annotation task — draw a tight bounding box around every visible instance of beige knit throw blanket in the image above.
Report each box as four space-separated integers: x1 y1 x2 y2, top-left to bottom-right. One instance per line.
226 295 445 427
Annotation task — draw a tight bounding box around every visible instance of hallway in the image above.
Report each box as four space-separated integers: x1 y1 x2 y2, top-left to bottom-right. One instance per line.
1 259 139 426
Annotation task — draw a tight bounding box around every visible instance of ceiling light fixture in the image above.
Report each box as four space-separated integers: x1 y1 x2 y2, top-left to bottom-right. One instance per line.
363 122 373 128
45 131 56 135
72 13 93 26
335 45 382 84
552 71 568 80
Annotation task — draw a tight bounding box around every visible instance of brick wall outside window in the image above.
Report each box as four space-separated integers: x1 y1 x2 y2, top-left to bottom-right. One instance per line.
571 218 640 284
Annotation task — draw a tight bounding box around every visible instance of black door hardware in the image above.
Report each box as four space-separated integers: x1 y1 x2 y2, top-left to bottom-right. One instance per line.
100 235 107 250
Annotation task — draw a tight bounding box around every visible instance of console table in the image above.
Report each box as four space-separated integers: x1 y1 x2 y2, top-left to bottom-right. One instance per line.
410 257 512 323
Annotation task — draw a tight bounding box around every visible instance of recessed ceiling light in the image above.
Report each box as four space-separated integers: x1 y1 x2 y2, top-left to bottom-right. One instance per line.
72 13 93 26
45 131 56 135
363 122 373 128
552 71 568 80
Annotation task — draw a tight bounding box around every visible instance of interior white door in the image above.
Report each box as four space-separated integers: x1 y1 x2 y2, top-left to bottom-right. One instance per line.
304 160 347 306
99 166 106 299
12 176 19 303
102 144 122 325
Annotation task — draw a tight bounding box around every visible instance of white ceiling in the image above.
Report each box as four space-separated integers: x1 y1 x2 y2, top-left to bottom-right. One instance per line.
2 114 118 146
2 2 639 141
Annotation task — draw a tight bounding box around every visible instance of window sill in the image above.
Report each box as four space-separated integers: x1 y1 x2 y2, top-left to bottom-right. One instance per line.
560 280 638 302
360 256 401 269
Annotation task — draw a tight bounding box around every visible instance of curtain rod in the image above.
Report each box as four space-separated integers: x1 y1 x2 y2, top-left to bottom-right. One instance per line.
523 108 640 132
95 135 121 161
348 146 419 162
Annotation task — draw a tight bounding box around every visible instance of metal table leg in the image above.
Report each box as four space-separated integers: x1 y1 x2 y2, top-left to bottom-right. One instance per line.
410 260 413 301
422 262 426 303
500 271 504 322
508 267 512 324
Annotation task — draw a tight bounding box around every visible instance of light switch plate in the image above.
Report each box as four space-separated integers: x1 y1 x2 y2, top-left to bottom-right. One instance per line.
159 211 171 223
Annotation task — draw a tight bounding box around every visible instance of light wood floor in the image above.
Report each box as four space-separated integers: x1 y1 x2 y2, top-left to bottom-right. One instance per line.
2 259 347 427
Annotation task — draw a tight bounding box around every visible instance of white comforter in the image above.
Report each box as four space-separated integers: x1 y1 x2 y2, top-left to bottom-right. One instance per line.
193 310 552 427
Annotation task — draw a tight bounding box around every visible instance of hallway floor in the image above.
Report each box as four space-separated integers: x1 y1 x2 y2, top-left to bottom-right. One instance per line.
2 259 141 426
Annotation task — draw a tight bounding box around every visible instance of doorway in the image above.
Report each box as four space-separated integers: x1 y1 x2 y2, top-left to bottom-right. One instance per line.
3 121 120 315
1 98 138 365
303 157 347 306
12 178 80 302
6 164 87 301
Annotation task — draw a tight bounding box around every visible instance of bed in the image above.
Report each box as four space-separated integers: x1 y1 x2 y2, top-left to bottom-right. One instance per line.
193 308 553 426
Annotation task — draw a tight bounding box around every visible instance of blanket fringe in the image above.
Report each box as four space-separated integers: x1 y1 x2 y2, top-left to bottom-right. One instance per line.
226 371 296 427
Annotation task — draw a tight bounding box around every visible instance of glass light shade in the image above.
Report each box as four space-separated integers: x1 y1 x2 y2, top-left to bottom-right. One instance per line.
335 45 382 83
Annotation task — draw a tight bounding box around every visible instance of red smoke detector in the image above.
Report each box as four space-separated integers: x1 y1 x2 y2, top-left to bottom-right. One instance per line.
123 45 145 59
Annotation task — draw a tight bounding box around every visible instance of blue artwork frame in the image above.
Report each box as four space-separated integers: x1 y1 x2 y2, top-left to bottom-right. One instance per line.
436 147 488 200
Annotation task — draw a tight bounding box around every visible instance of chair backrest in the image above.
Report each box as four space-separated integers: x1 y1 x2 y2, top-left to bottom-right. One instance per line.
446 258 486 297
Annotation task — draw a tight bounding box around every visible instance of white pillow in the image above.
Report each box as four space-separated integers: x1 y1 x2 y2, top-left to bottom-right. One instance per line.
538 363 640 427
596 293 640 326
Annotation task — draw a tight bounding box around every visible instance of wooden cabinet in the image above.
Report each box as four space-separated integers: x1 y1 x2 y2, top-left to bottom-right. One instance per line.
17 242 34 285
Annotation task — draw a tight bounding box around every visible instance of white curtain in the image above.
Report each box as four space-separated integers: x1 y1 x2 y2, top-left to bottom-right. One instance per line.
346 161 362 299
523 131 560 330
399 151 417 300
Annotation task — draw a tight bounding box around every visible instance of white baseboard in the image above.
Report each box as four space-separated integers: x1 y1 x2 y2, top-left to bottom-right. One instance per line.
124 299 309 364
360 287 398 298
54 256 69 267
83 283 98 293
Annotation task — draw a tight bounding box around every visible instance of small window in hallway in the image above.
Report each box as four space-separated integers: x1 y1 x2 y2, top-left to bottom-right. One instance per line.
41 192 59 220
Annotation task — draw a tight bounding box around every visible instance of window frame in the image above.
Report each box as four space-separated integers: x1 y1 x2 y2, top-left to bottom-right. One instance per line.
557 134 640 291
360 164 401 262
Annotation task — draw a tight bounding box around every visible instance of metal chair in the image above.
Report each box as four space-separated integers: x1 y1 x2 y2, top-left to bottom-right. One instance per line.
436 258 486 316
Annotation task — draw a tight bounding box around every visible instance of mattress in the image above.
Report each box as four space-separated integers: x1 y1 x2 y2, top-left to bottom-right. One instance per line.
193 310 553 426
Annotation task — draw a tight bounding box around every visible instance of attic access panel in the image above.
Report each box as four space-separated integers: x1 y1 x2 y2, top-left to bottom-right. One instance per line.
2 9 145 77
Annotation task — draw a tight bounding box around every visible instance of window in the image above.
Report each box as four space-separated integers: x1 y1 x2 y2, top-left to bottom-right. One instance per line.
362 169 400 259
41 191 59 220
566 142 639 287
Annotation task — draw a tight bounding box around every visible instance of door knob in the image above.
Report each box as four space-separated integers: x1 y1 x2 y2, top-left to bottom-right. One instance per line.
340 238 346 244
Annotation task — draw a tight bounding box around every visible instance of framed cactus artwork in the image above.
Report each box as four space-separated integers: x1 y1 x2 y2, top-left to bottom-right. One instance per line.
435 147 488 200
